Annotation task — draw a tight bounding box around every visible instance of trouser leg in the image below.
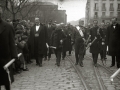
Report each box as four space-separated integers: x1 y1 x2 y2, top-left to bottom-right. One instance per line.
75 44 79 64
111 56 115 66
92 53 98 64
116 55 120 68
100 50 103 59
69 51 71 55
55 49 62 66
62 51 66 59
79 54 84 65
5 84 10 90
38 55 43 65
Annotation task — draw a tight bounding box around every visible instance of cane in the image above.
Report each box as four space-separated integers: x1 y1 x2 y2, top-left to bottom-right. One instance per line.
86 37 97 50
85 35 91 45
110 68 120 83
3 53 22 89
49 46 57 49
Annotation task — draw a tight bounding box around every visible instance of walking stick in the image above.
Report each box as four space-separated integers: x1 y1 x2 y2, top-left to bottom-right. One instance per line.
110 68 120 82
85 35 91 45
3 53 22 90
86 37 97 50
50 46 56 49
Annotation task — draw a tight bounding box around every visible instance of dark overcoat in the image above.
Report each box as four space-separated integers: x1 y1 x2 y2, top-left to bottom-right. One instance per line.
47 25 55 45
0 20 17 85
106 24 120 56
90 26 103 54
28 24 48 58
51 29 66 49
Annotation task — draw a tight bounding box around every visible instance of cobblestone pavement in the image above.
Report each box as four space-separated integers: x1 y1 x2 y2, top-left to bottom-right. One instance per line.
69 50 120 90
1 54 84 90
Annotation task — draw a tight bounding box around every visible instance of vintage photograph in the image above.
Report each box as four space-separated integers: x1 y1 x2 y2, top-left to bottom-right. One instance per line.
0 0 120 90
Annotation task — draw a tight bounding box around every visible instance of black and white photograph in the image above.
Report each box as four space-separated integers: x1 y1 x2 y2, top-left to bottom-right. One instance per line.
0 0 120 90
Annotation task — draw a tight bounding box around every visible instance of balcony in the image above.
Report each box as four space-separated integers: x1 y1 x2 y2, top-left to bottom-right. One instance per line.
102 8 106 11
94 8 99 11
109 8 114 11
117 8 120 11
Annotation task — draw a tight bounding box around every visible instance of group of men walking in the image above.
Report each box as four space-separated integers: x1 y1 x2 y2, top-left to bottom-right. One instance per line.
0 3 120 90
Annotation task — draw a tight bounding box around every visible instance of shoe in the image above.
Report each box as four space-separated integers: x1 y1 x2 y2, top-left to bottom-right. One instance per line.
110 65 115 67
80 64 83 67
36 63 38 65
105 57 107 59
75 63 78 65
57 64 60 66
94 64 97 67
48 58 50 61
69 54 71 56
39 64 42 67
23 68 29 71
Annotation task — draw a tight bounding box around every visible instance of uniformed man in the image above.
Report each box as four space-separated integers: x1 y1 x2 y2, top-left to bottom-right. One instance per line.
89 20 103 67
72 25 86 67
99 22 107 64
50 24 66 66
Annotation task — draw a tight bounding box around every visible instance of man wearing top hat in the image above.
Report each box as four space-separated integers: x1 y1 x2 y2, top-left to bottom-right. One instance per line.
0 6 17 90
28 17 48 67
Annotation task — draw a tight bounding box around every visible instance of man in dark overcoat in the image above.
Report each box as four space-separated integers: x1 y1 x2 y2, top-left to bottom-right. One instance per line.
46 20 55 60
89 20 103 67
0 6 17 90
50 24 66 66
99 22 107 61
106 17 120 68
28 18 48 67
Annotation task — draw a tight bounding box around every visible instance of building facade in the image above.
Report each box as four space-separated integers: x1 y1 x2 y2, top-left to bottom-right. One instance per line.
85 0 120 26
17 2 67 24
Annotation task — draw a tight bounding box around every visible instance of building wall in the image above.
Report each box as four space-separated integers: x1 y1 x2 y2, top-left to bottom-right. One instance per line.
85 0 120 26
16 4 67 24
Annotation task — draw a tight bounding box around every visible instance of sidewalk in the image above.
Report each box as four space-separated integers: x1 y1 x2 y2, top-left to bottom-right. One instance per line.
1 54 84 90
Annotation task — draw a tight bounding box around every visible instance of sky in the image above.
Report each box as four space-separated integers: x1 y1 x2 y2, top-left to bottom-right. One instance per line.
57 0 87 22
40 0 87 22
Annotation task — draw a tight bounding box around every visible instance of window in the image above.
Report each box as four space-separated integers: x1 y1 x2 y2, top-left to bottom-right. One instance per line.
110 12 114 16
110 3 114 11
102 12 106 17
102 3 106 11
94 12 98 18
94 3 98 10
117 12 120 17
118 4 120 10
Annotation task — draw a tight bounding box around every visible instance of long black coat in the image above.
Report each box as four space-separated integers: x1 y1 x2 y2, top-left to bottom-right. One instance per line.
28 24 48 58
106 24 120 56
51 29 66 49
0 20 17 85
90 26 103 54
47 25 55 45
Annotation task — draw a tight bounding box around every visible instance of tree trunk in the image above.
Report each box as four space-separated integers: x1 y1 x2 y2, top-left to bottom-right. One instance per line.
12 13 16 20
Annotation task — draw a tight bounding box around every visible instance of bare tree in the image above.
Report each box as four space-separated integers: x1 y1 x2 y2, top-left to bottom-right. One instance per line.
5 0 39 20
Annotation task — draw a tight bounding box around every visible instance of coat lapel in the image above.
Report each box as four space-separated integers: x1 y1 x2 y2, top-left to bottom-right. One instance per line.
0 20 6 34
38 25 42 34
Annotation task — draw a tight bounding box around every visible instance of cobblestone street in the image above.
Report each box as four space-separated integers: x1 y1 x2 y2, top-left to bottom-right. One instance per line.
1 51 120 90
1 54 83 90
